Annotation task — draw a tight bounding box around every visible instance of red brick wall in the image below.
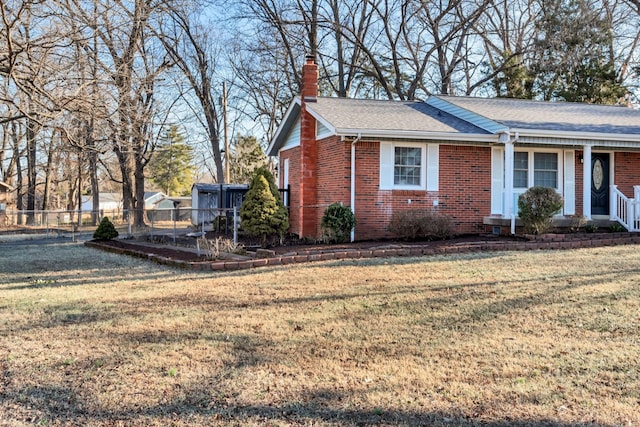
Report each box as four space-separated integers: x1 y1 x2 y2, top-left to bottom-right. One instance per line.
280 137 352 239
315 136 352 237
439 145 492 234
614 152 640 196
314 142 493 240
283 139 640 240
286 142 640 240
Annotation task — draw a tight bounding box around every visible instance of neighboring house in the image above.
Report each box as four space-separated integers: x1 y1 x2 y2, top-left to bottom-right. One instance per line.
0 181 13 209
81 193 123 213
267 56 640 241
153 196 191 210
146 196 192 221
144 192 167 210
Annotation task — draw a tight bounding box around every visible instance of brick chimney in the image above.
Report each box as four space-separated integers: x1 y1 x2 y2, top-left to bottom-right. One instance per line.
299 55 319 238
301 54 318 102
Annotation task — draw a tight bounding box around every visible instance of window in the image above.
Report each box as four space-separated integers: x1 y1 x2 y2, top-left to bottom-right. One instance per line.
514 152 528 188
394 147 422 186
380 142 437 191
513 151 559 189
534 153 558 188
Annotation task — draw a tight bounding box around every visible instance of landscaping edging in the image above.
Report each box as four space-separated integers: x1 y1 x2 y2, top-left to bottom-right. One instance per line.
85 232 640 272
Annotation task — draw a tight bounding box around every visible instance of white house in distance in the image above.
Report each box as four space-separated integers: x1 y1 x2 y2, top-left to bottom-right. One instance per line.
81 193 123 214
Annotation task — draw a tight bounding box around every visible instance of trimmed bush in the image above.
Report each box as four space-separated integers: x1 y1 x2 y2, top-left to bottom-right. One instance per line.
93 217 119 240
388 209 454 241
517 186 563 234
321 203 356 243
240 171 289 247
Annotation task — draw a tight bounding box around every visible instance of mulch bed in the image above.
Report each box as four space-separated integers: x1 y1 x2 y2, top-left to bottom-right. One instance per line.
87 238 208 262
86 232 640 272
91 234 516 263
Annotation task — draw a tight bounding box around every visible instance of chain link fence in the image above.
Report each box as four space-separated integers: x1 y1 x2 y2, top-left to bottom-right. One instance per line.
0 207 241 243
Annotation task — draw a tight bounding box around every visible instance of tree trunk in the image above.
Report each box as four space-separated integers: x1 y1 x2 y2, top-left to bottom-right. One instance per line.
133 158 146 227
26 117 37 225
41 129 56 210
88 129 99 225
14 142 23 225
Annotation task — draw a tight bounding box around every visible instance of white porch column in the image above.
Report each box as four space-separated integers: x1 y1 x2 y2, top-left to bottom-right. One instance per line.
504 139 515 220
583 145 592 220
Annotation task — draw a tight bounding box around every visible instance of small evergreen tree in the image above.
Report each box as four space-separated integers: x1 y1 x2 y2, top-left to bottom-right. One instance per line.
93 217 119 240
240 172 289 247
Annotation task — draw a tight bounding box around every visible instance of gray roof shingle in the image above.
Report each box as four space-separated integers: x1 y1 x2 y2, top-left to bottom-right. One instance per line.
437 96 640 134
307 97 489 134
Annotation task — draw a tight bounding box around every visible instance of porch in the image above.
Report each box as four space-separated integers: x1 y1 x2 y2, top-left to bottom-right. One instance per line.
485 185 640 234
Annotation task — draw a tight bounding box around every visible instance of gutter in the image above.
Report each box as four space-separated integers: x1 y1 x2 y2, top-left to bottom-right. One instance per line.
336 128 497 143
350 133 362 242
510 128 640 144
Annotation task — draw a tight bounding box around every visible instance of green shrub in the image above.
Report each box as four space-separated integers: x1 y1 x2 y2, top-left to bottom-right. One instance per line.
240 172 289 247
584 223 599 233
388 209 454 241
93 217 119 240
609 222 625 233
517 186 563 234
321 203 356 243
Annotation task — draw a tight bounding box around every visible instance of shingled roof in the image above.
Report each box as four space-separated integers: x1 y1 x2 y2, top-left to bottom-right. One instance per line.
431 96 640 135
268 95 640 156
307 97 489 135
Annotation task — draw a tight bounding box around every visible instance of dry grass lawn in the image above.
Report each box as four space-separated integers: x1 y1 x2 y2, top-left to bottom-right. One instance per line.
0 241 639 426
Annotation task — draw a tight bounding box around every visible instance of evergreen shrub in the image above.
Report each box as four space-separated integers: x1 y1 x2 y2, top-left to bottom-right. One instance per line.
321 203 356 243
240 170 289 247
93 217 119 240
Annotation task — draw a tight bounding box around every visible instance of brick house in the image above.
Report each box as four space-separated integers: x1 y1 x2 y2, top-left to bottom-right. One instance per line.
267 56 640 241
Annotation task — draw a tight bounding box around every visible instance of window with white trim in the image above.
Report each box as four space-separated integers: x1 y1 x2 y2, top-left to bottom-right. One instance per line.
514 152 528 188
534 152 558 188
379 142 438 191
394 147 422 186
513 150 559 189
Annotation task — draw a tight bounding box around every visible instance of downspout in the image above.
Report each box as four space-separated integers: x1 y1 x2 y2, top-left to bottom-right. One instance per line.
350 133 362 242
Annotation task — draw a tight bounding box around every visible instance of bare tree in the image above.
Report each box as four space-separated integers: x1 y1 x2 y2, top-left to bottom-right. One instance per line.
63 0 171 227
157 3 227 183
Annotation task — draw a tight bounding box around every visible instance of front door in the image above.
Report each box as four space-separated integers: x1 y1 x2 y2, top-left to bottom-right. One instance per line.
591 153 610 216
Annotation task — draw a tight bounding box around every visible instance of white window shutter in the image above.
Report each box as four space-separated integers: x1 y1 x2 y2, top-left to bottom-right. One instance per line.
426 144 439 191
491 147 504 215
379 142 394 190
563 150 576 215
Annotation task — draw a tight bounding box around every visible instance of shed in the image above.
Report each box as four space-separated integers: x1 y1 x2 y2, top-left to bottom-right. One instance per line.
191 183 249 226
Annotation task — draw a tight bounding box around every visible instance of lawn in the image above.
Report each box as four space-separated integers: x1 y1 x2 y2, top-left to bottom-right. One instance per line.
0 241 639 426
